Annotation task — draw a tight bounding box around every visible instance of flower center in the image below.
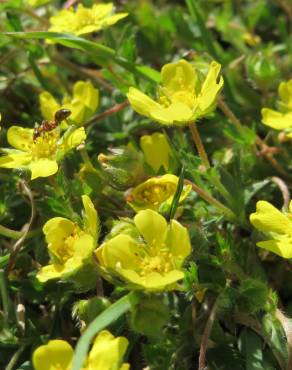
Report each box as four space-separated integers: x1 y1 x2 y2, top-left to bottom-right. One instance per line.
136 183 176 205
139 241 174 276
54 226 83 263
31 131 59 160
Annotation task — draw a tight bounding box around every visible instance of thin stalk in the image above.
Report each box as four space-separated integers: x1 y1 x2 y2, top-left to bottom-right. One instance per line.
198 299 218 370
5 345 26 370
85 101 129 127
184 179 235 219
0 269 10 326
0 225 40 240
189 122 210 169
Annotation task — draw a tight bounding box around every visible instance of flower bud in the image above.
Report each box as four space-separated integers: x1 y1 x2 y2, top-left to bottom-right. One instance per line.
246 51 280 90
129 296 169 337
98 146 147 190
73 297 111 325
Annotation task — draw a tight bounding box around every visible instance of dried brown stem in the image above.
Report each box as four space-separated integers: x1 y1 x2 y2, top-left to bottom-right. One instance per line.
5 181 36 275
189 122 210 169
271 176 290 209
198 299 218 370
85 101 129 127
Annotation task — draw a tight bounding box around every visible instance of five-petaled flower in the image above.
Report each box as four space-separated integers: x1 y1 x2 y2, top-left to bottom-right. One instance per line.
127 59 224 126
127 174 191 212
40 80 99 126
261 79 292 138
37 195 99 282
49 3 128 36
32 330 130 370
250 200 292 258
95 209 191 291
0 124 86 180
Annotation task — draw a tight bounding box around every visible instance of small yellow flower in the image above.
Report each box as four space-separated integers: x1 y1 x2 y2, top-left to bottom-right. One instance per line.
140 132 173 173
127 59 224 126
127 174 191 212
95 209 191 291
261 79 292 138
49 3 128 36
250 200 292 258
40 81 99 125
37 195 98 282
32 330 130 370
0 125 85 180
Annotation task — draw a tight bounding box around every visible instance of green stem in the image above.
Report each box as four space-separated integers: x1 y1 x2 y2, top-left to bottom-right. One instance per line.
0 269 11 326
5 345 26 370
184 179 236 220
72 291 141 370
0 225 40 240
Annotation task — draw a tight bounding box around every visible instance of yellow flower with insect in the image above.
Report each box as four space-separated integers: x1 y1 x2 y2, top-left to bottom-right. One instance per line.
32 330 130 370
140 132 173 173
40 81 99 126
127 59 224 126
250 200 292 258
261 79 292 138
127 174 191 212
95 209 191 291
0 122 86 180
37 195 99 283
49 3 128 36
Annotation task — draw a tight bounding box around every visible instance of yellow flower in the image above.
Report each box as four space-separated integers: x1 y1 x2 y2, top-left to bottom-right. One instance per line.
127 59 224 126
0 125 85 180
127 174 191 212
37 195 98 282
250 200 292 258
261 79 292 138
49 3 128 36
32 330 130 370
95 209 191 291
140 132 173 173
40 81 99 125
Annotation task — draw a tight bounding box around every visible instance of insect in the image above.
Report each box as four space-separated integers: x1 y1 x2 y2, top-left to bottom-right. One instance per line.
33 109 71 141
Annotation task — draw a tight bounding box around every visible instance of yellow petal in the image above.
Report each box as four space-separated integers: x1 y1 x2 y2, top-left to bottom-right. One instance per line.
28 159 58 180
140 132 172 173
250 201 292 235
32 339 73 370
119 269 184 290
88 330 129 370
70 233 94 261
278 79 292 108
43 217 75 255
96 234 140 270
161 59 197 96
7 126 33 151
0 151 31 168
59 127 86 156
39 91 61 121
127 87 162 117
150 102 193 125
102 13 128 27
197 61 224 113
261 108 292 130
82 195 98 240
71 81 99 123
257 238 292 259
134 209 167 245
37 264 64 283
167 220 191 261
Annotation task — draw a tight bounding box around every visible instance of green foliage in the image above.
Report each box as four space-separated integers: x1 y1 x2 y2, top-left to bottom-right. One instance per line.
0 0 292 369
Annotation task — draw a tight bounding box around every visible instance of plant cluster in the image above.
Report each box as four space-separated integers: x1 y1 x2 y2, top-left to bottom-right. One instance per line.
0 0 291 369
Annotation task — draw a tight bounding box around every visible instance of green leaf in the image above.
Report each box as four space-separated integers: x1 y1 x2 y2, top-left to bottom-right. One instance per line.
239 328 265 370
3 32 160 83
